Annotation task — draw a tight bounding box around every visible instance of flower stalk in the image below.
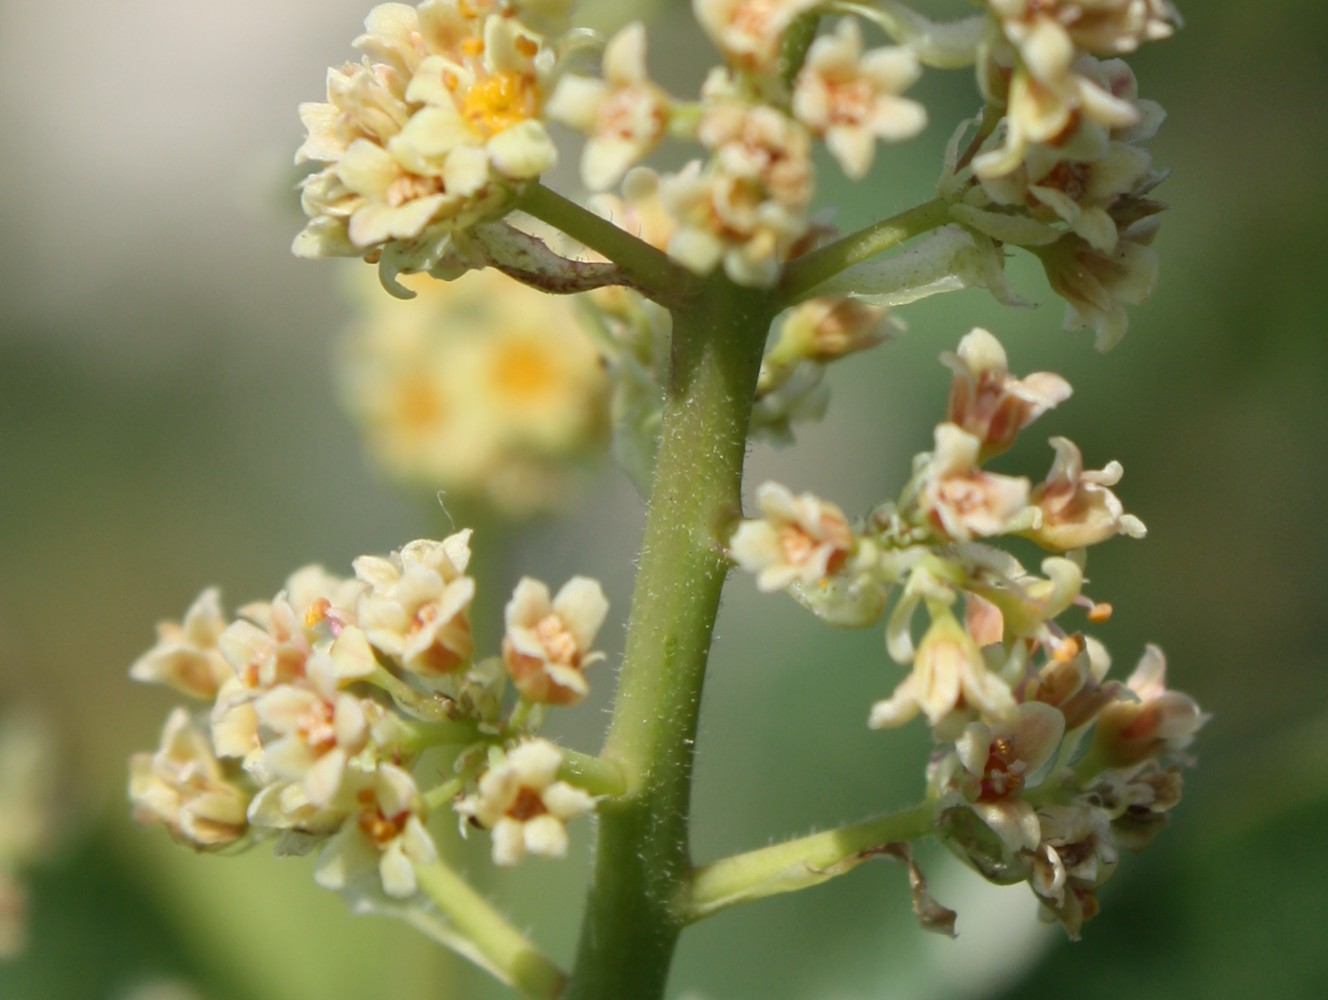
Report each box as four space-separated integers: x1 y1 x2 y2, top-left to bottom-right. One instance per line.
563 274 776 1000
777 197 952 305
414 860 567 1000
685 801 938 922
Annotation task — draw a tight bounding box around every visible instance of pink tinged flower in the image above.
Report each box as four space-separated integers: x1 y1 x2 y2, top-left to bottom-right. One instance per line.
792 19 926 179
730 482 855 593
252 639 376 808
502 577 610 705
128 588 234 700
1023 437 1145 551
1029 636 1122 732
976 555 1084 643
456 739 596 866
355 533 476 676
955 702 1066 852
1090 645 1208 768
546 23 672 191
128 708 251 851
768 298 897 367
942 328 1072 460
918 424 1032 541
1037 203 1161 351
314 763 436 899
870 608 1017 735
694 0 820 71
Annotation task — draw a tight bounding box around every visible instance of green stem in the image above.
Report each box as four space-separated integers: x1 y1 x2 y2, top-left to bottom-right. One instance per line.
415 861 568 1000
563 274 776 1000
777 197 951 306
685 802 937 922
559 749 628 798
517 184 701 306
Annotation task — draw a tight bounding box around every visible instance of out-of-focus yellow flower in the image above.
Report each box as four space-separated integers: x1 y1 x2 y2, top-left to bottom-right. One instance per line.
339 268 610 516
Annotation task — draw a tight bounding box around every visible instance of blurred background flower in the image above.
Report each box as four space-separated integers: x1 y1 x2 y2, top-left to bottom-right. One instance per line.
1 1 1325 997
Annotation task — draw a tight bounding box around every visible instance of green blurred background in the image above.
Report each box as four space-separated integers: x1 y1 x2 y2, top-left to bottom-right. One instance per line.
2 0 1325 997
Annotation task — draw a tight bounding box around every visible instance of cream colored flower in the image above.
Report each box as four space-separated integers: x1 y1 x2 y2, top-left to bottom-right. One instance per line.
1090 645 1207 768
546 23 672 191
764 297 897 371
694 0 819 71
129 708 251 850
941 328 1071 460
339 267 609 517
960 59 1163 250
314 763 437 897
1029 802 1118 939
1036 204 1161 351
1023 437 1145 551
791 18 926 179
456 739 596 865
129 588 233 701
985 0 1179 76
209 568 363 764
974 22 1169 179
954 702 1066 852
502 577 609 705
662 96 812 286
731 482 855 592
294 3 559 261
354 533 476 676
210 567 366 764
870 607 1017 735
251 630 380 807
917 424 1032 541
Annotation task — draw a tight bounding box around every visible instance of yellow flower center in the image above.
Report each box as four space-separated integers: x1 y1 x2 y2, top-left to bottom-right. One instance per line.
392 375 448 432
462 72 535 136
490 338 559 400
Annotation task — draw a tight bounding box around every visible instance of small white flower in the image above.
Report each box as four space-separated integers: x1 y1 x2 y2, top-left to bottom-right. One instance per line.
1023 437 1145 551
314 762 437 898
546 23 672 190
129 708 251 850
456 739 596 866
128 589 233 700
792 19 926 179
870 608 1017 736
502 577 610 705
942 328 1072 460
694 0 820 71
917 424 1032 541
355 533 477 676
731 482 855 593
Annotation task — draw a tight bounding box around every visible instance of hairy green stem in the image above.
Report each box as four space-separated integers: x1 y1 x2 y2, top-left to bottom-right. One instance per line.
563 274 776 1000
559 749 628 798
517 184 701 306
777 197 951 306
414 861 567 1000
685 802 937 922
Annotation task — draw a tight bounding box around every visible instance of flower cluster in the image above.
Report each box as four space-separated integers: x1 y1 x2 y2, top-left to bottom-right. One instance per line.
338 266 610 516
128 531 609 897
731 328 1204 936
294 1 568 264
929 4 1178 349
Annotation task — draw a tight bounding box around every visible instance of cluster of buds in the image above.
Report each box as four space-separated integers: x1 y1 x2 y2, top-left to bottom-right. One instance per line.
128 531 610 899
936 2 1179 349
294 1 929 291
731 327 1205 936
